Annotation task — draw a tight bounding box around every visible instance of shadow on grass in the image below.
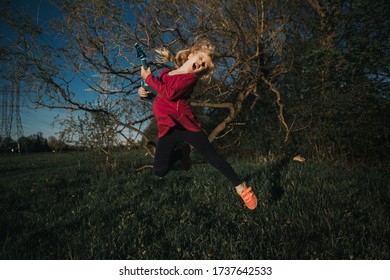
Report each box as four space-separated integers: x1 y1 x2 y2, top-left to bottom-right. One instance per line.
242 157 290 203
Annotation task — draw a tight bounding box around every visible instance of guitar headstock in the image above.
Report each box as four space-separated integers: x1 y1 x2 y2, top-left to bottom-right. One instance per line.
135 43 146 60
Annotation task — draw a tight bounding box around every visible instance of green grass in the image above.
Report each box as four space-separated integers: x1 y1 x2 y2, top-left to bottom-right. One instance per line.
1 152 389 259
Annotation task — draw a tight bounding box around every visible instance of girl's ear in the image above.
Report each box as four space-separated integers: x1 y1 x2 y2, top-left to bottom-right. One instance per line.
187 52 193 59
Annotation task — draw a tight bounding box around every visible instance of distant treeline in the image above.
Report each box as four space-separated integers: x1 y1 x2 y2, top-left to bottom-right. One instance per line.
0 133 60 153
0 133 140 154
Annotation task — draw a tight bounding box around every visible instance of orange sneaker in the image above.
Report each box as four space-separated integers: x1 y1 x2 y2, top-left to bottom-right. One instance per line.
238 183 257 210
179 142 191 171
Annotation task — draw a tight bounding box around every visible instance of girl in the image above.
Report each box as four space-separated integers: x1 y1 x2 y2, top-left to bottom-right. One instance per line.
138 39 257 210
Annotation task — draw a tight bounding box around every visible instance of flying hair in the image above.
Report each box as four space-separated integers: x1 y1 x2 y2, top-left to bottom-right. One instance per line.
155 38 216 80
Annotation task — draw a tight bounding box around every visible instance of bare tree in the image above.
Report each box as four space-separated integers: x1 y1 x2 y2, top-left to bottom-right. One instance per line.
1 0 293 159
134 0 293 141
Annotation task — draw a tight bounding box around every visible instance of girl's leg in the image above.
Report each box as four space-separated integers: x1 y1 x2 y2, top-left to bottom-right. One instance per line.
153 129 183 177
154 128 257 209
183 130 242 186
184 130 257 209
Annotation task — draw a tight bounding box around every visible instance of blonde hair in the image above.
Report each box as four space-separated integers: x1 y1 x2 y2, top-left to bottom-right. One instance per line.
156 38 216 79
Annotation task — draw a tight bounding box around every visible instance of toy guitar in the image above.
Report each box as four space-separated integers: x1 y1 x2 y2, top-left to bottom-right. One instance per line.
135 43 157 102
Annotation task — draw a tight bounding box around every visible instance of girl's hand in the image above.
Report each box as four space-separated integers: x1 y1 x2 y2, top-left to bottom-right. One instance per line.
138 86 150 98
141 66 152 81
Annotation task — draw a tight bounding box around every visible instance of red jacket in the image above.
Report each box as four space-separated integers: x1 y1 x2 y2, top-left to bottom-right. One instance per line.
145 69 202 138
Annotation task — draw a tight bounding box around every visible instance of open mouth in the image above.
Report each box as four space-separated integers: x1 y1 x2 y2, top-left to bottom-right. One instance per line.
192 62 206 71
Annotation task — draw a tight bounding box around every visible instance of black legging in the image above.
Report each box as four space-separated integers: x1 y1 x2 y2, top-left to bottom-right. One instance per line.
153 126 242 186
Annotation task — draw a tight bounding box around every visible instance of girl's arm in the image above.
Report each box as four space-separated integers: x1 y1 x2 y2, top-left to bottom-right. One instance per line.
141 67 197 101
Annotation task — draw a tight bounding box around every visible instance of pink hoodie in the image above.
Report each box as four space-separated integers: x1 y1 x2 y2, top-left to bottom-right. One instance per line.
145 69 203 138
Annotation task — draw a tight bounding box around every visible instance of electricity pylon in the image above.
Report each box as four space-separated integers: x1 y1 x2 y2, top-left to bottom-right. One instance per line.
0 79 24 141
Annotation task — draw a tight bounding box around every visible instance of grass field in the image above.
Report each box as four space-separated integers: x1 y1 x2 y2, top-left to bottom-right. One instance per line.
1 151 389 259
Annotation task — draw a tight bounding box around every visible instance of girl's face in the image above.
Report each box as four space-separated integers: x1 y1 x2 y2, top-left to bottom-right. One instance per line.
184 51 212 75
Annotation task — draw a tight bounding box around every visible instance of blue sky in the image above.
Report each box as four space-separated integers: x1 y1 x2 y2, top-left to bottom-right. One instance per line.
1 0 122 140
1 0 144 141
1 0 65 139
1 0 150 141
